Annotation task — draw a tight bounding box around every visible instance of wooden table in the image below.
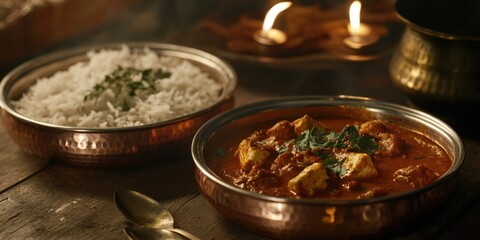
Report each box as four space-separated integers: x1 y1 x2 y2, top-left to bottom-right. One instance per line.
1 1 479 239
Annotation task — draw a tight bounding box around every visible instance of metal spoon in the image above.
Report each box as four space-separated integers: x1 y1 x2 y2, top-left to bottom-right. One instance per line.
124 225 183 240
114 189 200 240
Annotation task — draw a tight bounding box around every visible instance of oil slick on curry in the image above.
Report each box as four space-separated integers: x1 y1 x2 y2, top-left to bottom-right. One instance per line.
210 113 452 200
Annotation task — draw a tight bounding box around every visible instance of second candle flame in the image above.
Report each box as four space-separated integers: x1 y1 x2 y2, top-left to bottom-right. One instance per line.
348 1 370 37
349 1 361 34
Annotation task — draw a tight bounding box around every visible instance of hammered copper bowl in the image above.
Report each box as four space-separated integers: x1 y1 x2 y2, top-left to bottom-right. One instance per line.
0 42 236 167
191 96 464 239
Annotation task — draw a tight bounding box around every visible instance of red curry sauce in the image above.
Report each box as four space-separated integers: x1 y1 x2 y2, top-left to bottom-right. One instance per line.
206 114 452 200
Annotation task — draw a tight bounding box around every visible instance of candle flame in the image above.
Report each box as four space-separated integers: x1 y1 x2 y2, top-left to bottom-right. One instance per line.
344 0 378 49
262 1 292 34
349 1 362 32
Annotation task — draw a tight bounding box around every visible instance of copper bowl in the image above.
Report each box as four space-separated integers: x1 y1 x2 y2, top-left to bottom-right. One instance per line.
191 96 464 239
0 42 236 167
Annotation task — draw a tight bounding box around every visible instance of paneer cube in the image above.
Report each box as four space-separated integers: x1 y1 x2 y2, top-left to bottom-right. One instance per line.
292 115 327 136
238 139 270 171
287 162 329 196
341 153 378 180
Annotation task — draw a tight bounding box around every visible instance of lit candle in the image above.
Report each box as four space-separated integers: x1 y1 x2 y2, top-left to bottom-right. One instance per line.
344 1 378 49
253 1 292 45
348 1 370 37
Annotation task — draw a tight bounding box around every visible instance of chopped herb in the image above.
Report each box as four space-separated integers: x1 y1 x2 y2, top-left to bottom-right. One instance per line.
276 139 294 154
324 157 347 177
122 99 130 111
323 157 341 167
413 156 425 160
293 125 378 177
295 127 326 151
295 155 347 176
338 126 378 155
276 145 288 154
84 66 171 110
294 125 378 155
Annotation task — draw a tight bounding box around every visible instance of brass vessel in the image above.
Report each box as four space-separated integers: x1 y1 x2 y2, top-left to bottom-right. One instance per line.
390 0 480 134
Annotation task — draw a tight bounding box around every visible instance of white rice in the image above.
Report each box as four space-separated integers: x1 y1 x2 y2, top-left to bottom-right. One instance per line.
12 45 224 128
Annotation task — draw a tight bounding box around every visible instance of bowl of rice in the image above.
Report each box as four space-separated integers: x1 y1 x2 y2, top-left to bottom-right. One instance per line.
0 42 236 167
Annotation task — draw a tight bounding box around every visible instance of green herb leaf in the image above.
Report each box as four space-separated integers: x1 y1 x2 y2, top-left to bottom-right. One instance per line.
340 126 378 155
276 139 293 154
323 157 347 177
295 127 326 151
84 66 171 111
292 123 378 177
122 99 130 111
295 125 378 154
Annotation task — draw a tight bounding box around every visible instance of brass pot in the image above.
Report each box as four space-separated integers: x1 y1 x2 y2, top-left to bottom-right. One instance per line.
389 0 480 134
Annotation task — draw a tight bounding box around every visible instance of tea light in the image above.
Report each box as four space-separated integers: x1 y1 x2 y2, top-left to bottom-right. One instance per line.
253 1 292 45
344 1 379 49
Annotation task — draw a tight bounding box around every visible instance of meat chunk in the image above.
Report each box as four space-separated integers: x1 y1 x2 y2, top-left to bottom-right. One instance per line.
272 151 320 175
266 120 295 144
238 139 270 171
376 133 404 157
271 152 299 178
340 153 378 180
288 162 329 196
359 120 388 138
292 115 328 136
360 120 404 157
393 164 439 188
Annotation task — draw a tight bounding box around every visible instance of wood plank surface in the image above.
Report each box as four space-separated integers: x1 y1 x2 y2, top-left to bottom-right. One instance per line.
0 125 49 193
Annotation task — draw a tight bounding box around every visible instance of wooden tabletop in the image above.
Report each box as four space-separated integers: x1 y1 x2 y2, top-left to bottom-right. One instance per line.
1 1 479 239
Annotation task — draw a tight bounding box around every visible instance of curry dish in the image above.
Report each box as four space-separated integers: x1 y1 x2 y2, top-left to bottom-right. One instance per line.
212 114 452 199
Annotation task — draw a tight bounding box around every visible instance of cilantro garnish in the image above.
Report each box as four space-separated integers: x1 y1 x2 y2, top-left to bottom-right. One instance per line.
294 125 378 154
294 125 378 176
328 125 378 155
84 66 171 110
276 139 293 154
295 127 326 151
323 157 347 177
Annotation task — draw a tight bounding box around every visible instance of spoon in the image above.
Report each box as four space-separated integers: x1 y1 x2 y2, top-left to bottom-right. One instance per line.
114 189 200 240
124 225 183 240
